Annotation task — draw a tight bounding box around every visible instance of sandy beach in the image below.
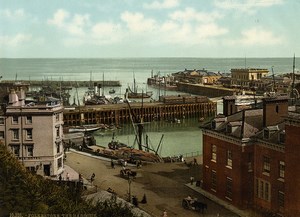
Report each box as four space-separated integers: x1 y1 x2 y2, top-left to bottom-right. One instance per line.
65 150 238 217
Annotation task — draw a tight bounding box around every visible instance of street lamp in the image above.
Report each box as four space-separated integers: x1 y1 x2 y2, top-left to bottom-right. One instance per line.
128 175 132 202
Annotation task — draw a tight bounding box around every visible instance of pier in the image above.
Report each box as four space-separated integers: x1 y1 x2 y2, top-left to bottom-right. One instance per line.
63 100 217 126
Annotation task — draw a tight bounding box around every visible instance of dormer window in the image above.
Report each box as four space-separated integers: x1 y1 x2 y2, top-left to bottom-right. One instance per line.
279 131 285 144
263 129 269 139
264 126 279 140
211 120 216 129
227 125 232 133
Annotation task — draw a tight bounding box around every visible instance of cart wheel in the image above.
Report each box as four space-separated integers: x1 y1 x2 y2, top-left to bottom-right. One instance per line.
182 199 189 209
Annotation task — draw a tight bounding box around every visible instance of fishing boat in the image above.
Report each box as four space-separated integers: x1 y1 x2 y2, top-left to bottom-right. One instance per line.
109 88 116 94
126 77 152 99
108 132 129 150
107 98 163 163
67 125 101 133
147 71 178 91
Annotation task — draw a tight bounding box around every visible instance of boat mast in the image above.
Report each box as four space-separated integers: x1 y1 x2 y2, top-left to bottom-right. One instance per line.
271 66 276 92
292 54 296 105
102 72 105 97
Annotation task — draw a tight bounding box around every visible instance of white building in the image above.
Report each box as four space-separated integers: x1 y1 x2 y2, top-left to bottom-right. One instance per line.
0 88 64 176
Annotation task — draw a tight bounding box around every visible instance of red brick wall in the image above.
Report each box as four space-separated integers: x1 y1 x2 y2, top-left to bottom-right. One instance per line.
254 144 285 213
202 133 254 209
285 124 300 217
263 100 288 127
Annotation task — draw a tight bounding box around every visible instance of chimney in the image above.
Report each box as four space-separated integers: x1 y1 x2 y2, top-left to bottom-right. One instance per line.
263 93 289 127
94 82 98 95
97 84 102 96
17 87 26 106
9 89 19 106
223 96 236 116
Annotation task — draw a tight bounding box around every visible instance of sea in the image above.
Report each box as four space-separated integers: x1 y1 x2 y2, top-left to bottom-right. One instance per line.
0 57 298 157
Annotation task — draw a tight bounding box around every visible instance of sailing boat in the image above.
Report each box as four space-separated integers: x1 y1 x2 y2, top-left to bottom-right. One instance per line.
127 75 153 99
116 95 163 162
67 83 101 133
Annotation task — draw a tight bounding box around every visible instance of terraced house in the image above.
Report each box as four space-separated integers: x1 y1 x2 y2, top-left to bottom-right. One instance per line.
201 92 300 217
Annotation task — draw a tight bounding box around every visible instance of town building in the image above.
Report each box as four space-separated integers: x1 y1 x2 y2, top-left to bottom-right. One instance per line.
0 87 64 176
231 68 269 88
201 92 300 216
172 69 222 85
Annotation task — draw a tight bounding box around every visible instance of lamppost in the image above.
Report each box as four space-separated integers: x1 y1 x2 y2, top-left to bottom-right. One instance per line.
128 175 132 202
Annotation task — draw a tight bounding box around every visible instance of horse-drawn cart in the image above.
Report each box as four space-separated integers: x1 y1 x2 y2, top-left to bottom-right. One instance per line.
182 196 207 213
120 168 137 178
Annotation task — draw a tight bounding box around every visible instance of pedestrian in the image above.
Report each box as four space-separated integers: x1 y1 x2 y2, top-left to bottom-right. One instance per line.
59 174 62 181
79 173 83 182
193 158 198 165
66 172 70 181
90 173 95 184
162 210 168 217
111 159 115 169
190 176 194 185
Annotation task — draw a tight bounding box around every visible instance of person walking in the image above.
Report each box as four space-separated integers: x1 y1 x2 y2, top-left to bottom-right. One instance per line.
190 176 194 185
111 159 115 169
162 210 168 217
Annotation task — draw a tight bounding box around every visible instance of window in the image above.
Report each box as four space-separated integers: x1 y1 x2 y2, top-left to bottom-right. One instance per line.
256 178 271 201
227 150 232 168
11 145 20 156
263 129 269 139
57 158 63 169
56 142 61 153
26 129 33 140
0 117 4 124
279 131 285 144
265 182 270 201
226 125 232 133
12 129 19 140
55 113 60 122
248 153 253 172
56 126 60 138
211 170 217 191
26 116 32 124
12 116 18 124
26 145 33 157
279 161 285 179
211 120 216 129
263 156 271 174
211 144 217 162
0 131 4 139
278 191 284 208
226 177 233 200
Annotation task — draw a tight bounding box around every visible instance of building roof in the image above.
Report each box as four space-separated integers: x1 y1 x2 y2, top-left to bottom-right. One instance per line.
205 108 263 140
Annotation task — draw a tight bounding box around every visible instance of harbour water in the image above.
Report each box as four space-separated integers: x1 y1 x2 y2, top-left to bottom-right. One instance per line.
0 57 297 156
93 117 203 158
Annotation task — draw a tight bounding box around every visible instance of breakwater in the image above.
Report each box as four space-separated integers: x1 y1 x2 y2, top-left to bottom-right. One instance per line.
63 101 217 126
1 80 121 88
176 82 254 98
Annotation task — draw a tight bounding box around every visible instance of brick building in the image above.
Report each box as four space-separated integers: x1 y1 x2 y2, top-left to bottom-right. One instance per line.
202 92 300 216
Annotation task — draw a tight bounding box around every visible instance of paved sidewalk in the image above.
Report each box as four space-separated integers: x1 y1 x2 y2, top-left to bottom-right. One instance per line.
185 183 261 217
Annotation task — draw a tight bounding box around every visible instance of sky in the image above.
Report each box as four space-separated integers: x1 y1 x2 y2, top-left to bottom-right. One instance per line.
0 0 299 58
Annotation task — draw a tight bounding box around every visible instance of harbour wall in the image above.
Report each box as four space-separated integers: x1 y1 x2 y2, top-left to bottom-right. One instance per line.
177 82 236 98
63 101 217 126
